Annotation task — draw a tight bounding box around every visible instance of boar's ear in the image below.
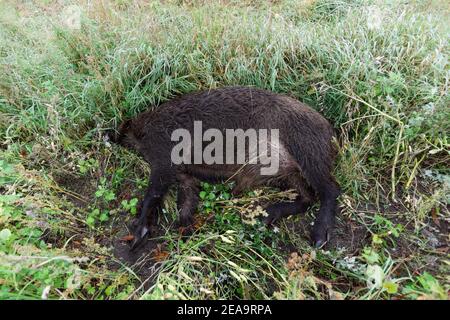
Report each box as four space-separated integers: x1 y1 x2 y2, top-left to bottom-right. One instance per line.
108 119 132 144
118 119 132 135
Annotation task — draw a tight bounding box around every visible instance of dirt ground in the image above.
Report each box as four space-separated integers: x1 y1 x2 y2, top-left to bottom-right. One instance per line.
54 169 448 292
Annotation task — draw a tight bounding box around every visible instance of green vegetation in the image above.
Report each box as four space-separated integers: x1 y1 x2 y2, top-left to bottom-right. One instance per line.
0 0 448 300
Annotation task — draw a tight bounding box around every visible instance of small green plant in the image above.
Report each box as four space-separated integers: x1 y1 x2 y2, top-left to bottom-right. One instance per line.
199 182 232 213
95 177 116 202
362 247 380 265
110 167 126 189
1 0 448 300
121 197 139 215
85 177 117 227
135 178 147 190
360 247 400 297
77 158 99 174
86 208 110 227
370 214 404 246
402 272 447 300
0 160 17 185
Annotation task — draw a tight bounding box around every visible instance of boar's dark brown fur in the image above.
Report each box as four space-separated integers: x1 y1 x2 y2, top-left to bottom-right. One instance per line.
114 86 340 249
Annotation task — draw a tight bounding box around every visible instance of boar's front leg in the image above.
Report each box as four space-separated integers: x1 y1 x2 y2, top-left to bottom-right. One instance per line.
176 173 200 228
130 168 175 250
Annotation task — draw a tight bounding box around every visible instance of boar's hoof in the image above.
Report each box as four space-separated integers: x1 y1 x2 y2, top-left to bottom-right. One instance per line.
130 225 150 251
311 226 331 248
262 213 279 226
176 215 195 229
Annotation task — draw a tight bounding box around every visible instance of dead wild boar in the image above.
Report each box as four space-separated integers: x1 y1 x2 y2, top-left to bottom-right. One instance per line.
112 86 340 249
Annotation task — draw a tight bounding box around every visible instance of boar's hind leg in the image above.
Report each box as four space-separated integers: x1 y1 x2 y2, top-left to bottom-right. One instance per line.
310 177 340 248
130 168 175 250
176 173 200 229
289 142 340 248
262 169 313 225
301 164 340 248
263 195 311 225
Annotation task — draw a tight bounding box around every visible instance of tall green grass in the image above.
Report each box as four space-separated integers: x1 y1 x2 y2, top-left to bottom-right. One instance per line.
0 0 448 300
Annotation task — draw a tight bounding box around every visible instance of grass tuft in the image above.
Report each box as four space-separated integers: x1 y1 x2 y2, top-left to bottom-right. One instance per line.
0 0 448 300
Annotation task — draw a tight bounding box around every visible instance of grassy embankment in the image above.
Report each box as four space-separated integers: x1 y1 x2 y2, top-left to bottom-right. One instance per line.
0 0 448 299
